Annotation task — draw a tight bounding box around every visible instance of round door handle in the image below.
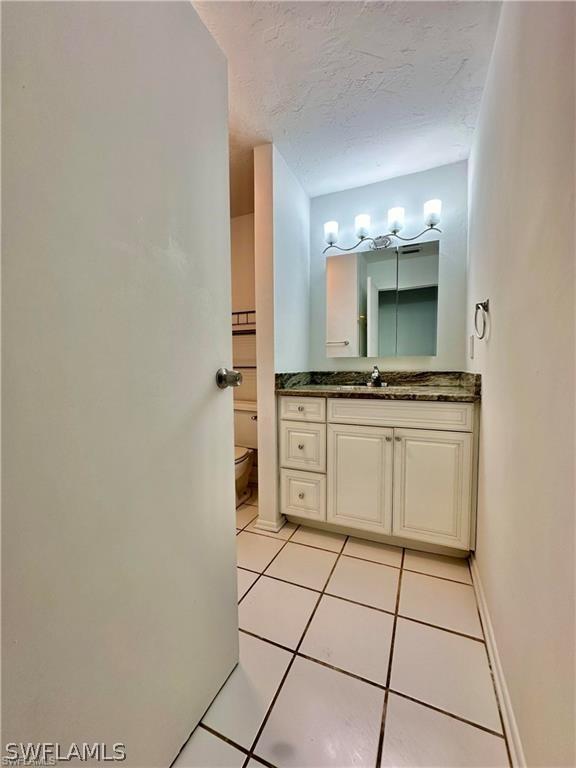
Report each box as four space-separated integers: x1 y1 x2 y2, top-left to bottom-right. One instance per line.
215 367 243 389
297 405 305 412
298 492 305 499
298 443 305 450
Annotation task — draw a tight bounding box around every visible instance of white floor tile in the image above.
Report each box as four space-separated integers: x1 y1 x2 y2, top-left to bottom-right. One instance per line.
173 727 246 768
381 694 509 767
236 505 258 530
202 632 292 750
245 518 298 540
255 656 384 768
240 576 319 649
404 549 472 584
391 619 501 733
236 531 284 573
343 537 403 568
400 571 483 638
326 556 399 612
290 526 346 552
237 568 258 602
265 542 338 590
300 595 393 684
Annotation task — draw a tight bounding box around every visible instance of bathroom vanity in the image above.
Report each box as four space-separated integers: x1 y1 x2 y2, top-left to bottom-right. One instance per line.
276 373 480 553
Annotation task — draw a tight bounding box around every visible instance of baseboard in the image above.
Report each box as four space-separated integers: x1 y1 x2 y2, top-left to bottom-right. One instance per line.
470 554 526 767
252 515 285 533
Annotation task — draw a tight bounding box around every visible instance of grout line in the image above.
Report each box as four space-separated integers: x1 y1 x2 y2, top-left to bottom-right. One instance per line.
402 565 474 586
396 614 484 643
244 536 350 765
375 547 405 768
297 652 386 691
198 723 251 757
388 690 507 740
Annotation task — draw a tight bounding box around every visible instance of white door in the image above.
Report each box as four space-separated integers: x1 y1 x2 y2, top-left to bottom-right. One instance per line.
327 424 393 534
366 276 380 357
393 429 473 550
3 4 237 767
325 253 359 356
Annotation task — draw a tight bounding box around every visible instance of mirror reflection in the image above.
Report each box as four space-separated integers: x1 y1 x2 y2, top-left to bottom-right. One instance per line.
326 241 439 359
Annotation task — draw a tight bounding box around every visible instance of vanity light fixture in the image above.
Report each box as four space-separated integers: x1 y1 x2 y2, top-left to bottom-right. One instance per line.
323 199 442 254
354 214 370 239
324 220 339 246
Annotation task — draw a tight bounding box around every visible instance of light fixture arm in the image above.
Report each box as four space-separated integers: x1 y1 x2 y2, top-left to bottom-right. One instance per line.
322 226 442 254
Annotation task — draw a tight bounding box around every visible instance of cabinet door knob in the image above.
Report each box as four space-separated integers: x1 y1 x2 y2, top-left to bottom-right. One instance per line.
298 492 305 499
395 436 402 442
385 436 392 442
298 443 305 450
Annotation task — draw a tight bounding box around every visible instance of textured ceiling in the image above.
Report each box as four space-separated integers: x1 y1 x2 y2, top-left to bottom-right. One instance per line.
194 1 501 216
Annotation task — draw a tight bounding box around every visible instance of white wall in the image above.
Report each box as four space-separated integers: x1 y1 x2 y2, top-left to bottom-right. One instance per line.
273 147 311 372
2 4 238 766
253 145 281 529
467 4 575 765
309 161 468 371
231 213 255 312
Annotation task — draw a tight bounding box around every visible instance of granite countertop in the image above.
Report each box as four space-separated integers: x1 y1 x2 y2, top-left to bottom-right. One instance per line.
275 371 481 403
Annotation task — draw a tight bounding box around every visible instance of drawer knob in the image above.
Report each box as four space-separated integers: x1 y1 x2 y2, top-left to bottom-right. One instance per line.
298 492 305 499
298 443 305 450
297 405 304 412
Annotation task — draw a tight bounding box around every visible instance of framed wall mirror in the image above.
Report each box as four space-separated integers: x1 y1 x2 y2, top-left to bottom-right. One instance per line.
325 241 439 358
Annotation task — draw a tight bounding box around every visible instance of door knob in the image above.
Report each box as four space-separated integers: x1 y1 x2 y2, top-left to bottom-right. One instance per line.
216 368 243 389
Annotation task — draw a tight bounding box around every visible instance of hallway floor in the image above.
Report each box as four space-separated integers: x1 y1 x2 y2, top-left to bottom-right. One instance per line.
175 490 510 768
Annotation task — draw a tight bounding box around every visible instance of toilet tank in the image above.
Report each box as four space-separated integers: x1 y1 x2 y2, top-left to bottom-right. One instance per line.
234 401 257 449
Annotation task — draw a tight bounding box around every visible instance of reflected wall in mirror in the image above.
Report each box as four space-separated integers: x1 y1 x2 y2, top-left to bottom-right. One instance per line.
325 241 439 358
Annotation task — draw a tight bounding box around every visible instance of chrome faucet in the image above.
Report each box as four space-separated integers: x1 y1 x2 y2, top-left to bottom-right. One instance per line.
369 365 385 387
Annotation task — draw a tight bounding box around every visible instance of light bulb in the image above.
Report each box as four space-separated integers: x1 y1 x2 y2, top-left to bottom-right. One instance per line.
324 220 339 245
387 207 405 234
424 199 442 227
354 214 370 239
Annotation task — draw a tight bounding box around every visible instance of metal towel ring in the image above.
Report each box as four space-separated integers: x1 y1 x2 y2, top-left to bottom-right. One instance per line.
474 300 490 340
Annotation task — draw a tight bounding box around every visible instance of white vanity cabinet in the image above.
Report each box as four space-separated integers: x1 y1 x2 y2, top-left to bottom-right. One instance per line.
278 395 477 552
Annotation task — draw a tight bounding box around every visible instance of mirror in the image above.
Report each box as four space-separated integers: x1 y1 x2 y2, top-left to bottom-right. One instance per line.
325 241 439 358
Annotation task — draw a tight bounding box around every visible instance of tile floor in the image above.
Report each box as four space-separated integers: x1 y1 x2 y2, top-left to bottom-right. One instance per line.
174 491 510 768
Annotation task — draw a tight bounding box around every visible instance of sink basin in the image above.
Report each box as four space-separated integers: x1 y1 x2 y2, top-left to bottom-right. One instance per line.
329 383 388 390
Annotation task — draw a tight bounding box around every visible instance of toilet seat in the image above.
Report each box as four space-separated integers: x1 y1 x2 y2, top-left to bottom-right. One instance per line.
235 446 251 464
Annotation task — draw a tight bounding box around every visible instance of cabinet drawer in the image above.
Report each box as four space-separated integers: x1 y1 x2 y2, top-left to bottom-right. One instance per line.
327 398 474 432
279 396 326 423
280 421 326 473
281 469 326 521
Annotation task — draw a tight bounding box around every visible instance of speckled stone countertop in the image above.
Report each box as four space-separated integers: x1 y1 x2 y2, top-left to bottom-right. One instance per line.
275 371 481 403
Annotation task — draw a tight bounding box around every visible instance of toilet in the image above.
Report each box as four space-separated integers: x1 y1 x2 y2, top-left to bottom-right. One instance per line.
234 400 257 506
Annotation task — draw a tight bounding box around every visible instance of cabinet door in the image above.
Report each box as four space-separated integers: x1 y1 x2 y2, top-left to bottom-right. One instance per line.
327 423 393 534
393 429 472 550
